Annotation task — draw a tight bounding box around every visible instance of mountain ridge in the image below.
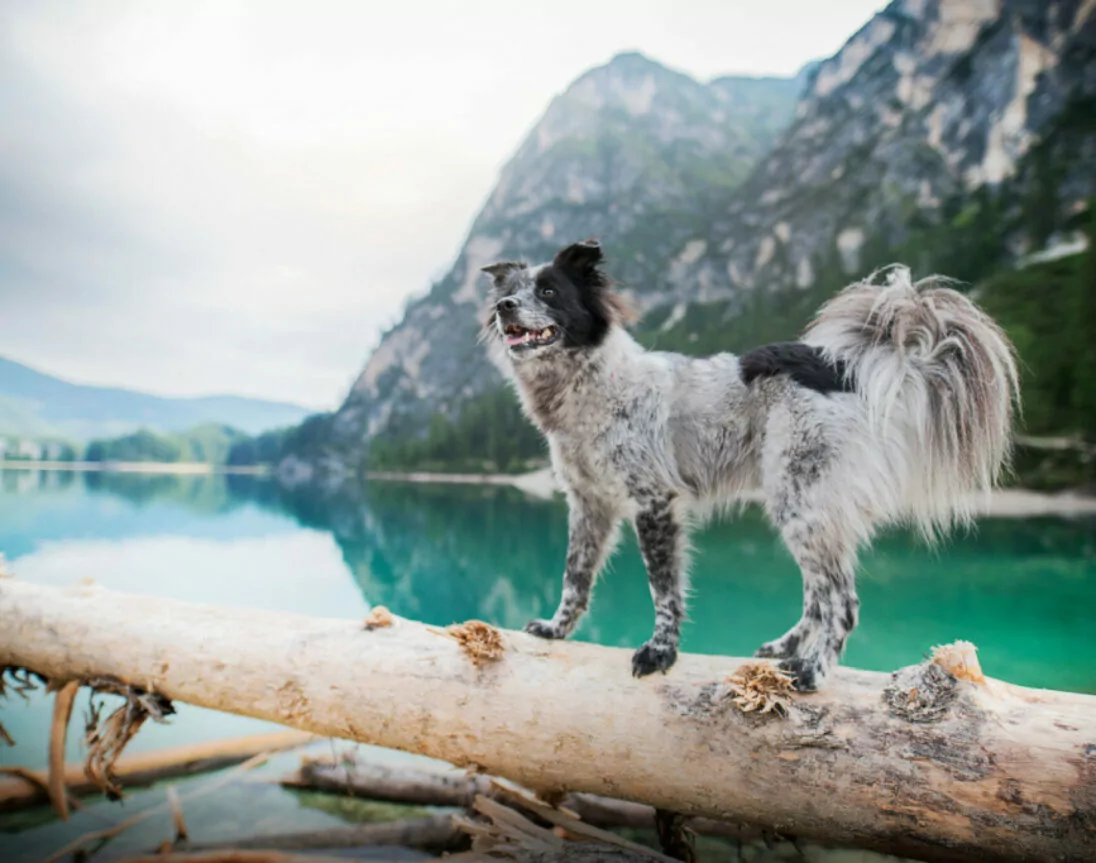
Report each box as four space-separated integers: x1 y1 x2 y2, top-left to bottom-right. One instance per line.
309 49 806 474
0 355 310 440
278 0 1096 482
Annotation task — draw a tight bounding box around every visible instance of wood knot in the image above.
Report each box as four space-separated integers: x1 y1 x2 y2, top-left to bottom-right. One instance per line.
883 662 958 723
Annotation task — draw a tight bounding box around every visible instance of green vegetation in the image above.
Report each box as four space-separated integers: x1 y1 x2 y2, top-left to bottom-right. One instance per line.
979 253 1095 438
225 426 294 467
364 200 1096 486
0 436 77 461
84 423 249 464
369 388 545 473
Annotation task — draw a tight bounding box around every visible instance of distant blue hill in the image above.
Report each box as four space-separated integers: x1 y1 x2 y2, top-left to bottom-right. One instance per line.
0 355 310 440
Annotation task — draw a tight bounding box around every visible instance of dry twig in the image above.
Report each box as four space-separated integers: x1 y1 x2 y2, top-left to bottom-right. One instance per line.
1 665 47 746
44 751 273 863
168 785 189 842
454 791 678 862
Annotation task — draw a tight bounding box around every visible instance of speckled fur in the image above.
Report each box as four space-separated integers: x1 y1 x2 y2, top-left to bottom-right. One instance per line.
482 242 1019 690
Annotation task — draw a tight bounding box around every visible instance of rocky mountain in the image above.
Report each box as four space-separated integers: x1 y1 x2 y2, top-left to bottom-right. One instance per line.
0 355 309 440
289 55 803 478
673 0 1096 304
286 0 1096 481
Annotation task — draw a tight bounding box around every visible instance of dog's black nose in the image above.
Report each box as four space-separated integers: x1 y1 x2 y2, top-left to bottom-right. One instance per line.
496 297 520 312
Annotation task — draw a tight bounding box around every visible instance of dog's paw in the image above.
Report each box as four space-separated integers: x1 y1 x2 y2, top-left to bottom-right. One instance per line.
524 619 564 640
777 657 825 692
631 641 678 678
754 639 789 659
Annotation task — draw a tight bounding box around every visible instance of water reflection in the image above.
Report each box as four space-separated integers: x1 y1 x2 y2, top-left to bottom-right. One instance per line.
3 469 1095 694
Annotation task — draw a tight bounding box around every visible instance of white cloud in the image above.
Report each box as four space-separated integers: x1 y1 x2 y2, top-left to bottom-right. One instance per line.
0 0 885 409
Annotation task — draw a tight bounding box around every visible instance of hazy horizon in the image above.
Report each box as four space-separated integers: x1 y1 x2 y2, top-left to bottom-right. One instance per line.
1 0 886 410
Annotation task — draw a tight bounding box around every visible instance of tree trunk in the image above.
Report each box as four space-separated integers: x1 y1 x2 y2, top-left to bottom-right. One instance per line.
1 579 1093 863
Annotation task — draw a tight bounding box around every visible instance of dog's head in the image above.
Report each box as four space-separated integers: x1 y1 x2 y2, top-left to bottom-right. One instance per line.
481 240 627 361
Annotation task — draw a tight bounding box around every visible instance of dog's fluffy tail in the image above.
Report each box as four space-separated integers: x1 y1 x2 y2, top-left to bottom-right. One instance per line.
804 265 1020 539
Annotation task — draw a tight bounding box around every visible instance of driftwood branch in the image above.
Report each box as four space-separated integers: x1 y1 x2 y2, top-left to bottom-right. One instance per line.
0 727 314 812
1 579 1093 863
187 813 463 856
47 679 80 819
118 852 367 863
280 757 759 841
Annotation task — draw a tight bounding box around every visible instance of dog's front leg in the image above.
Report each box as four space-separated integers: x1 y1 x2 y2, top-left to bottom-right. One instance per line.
631 494 687 677
525 494 617 641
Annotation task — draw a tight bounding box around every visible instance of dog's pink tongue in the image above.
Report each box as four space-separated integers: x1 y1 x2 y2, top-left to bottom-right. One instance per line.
505 334 524 346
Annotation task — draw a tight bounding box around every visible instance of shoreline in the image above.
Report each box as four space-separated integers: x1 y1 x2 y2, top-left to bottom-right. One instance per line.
5 461 1094 517
369 467 1096 518
0 460 268 476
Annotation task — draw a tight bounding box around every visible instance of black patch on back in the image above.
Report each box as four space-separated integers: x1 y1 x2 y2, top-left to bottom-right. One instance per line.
740 342 854 394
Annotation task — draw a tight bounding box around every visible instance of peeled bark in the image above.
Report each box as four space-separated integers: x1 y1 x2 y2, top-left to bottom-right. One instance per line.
1 579 1093 863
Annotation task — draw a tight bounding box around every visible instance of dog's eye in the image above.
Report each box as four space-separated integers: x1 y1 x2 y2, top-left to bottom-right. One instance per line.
540 286 556 299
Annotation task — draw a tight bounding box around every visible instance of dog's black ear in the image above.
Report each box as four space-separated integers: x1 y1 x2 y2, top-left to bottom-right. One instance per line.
553 240 603 282
481 261 526 283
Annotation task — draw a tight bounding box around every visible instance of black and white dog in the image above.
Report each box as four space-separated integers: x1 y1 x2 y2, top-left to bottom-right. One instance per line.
482 240 1018 690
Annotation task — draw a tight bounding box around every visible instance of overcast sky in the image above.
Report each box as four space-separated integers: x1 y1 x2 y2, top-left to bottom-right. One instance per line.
0 0 886 409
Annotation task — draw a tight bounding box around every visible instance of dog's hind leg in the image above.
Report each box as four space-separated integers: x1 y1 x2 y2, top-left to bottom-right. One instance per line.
525 493 619 641
631 493 688 678
757 412 861 691
761 496 860 691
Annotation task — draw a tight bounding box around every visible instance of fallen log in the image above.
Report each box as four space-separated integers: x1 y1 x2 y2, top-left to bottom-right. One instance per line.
1 579 1093 863
118 852 386 863
185 813 463 856
0 730 315 812
281 759 493 808
281 758 759 841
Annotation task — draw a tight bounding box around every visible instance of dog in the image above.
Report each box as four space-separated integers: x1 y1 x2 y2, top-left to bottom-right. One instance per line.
481 240 1018 690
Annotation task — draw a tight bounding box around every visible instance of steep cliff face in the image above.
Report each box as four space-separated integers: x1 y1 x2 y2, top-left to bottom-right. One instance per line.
679 0 1096 299
292 0 1095 477
325 53 801 455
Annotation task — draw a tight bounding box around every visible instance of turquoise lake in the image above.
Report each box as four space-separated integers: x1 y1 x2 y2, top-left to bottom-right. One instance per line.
1 469 1094 859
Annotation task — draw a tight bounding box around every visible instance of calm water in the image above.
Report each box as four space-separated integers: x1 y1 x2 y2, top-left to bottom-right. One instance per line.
1 469 1095 857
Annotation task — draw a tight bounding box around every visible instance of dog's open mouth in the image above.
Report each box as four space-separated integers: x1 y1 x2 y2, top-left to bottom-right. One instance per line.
504 324 559 349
